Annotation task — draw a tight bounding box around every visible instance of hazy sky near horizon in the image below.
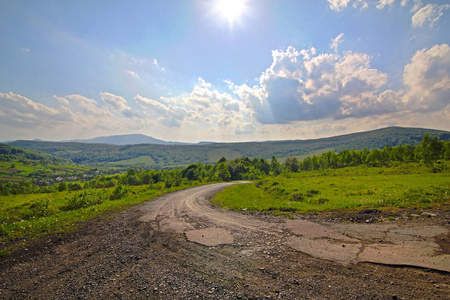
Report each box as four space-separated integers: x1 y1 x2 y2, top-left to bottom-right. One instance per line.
0 0 449 142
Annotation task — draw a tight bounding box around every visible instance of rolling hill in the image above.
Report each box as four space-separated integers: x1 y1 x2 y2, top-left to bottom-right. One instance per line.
63 134 209 146
7 127 450 169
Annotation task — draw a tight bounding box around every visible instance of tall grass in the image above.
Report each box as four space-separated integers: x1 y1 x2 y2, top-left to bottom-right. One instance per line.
0 183 202 255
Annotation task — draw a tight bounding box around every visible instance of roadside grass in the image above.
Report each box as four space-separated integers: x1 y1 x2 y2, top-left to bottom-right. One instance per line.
0 182 202 255
212 163 450 214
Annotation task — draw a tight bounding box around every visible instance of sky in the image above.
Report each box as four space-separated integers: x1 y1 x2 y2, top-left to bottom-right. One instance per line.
0 0 449 143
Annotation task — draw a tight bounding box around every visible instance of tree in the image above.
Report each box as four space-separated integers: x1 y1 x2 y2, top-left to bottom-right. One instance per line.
216 162 231 181
57 181 67 192
417 134 444 170
258 158 271 175
284 157 299 172
270 156 282 175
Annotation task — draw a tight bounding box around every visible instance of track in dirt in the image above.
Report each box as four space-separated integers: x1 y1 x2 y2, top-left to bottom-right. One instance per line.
138 182 450 272
1 182 449 299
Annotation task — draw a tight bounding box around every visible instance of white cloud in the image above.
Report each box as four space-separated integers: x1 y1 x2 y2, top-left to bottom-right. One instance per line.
403 43 450 111
64 94 109 117
330 33 344 52
0 92 74 128
411 4 450 28
100 92 131 112
376 0 396 9
328 0 449 28
125 70 141 80
328 0 368 11
134 94 189 127
234 46 394 124
235 123 256 135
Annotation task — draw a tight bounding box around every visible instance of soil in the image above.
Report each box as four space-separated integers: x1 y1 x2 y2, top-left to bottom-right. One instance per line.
1 183 449 299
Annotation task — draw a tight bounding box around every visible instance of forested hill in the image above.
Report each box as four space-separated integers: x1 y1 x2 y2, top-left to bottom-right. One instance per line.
7 127 450 168
0 143 71 164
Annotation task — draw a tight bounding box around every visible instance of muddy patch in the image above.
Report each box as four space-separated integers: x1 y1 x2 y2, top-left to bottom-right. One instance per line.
185 227 234 246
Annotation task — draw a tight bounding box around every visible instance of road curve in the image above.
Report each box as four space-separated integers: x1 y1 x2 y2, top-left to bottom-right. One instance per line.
138 182 450 272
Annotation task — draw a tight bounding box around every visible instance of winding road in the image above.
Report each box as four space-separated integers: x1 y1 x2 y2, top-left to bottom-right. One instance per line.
139 182 450 272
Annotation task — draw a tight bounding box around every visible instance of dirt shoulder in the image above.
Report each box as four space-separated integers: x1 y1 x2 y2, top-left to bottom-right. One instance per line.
0 185 449 299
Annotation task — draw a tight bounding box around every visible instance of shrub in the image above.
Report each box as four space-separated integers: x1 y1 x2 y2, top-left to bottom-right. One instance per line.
309 198 329 205
29 199 52 217
306 189 320 197
68 183 82 191
290 193 305 202
110 185 129 200
65 189 107 210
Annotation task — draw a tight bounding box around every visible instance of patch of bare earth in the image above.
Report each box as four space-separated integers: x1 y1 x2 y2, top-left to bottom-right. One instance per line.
1 184 449 299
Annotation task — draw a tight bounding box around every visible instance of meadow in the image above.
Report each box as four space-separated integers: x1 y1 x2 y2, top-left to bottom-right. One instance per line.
0 161 97 183
0 182 202 255
212 162 449 214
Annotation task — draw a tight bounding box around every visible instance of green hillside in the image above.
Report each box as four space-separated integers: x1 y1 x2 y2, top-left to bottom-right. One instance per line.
8 127 450 169
0 143 70 165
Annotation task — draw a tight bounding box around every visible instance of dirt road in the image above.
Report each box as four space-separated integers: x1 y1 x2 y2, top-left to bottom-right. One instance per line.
1 183 449 299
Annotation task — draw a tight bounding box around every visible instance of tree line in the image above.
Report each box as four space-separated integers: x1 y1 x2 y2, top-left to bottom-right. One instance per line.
1 134 448 196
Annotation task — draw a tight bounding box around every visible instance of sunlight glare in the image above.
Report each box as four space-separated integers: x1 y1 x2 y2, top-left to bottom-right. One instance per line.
214 0 248 26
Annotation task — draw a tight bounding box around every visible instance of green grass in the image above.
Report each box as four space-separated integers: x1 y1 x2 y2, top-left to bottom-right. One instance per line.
0 182 203 255
106 156 156 167
212 163 450 213
277 148 334 164
0 161 94 182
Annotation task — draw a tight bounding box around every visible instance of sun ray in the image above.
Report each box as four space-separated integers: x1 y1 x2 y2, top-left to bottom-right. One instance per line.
213 0 248 27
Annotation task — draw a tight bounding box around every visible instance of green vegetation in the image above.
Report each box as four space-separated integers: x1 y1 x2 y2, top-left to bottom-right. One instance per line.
7 127 449 168
0 183 200 255
0 133 448 256
0 143 70 165
0 161 103 183
213 134 449 213
212 163 449 213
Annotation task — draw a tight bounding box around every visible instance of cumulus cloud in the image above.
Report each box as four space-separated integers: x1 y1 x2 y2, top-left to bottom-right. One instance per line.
134 94 189 127
233 46 395 124
0 92 74 128
411 4 450 28
403 43 450 111
100 92 131 112
231 41 449 134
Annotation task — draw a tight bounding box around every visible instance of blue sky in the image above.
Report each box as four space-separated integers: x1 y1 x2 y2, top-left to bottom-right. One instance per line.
1 0 449 142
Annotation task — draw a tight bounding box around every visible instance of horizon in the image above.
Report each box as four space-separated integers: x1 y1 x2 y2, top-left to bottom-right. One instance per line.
2 125 448 145
1 1 449 143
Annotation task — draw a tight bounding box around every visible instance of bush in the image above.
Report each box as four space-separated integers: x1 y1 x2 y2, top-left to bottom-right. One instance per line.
306 189 320 197
65 189 107 210
68 183 82 191
110 185 129 200
29 199 52 217
309 198 329 205
290 193 305 202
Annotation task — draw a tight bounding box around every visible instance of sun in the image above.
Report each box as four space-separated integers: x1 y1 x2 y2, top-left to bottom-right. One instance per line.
214 0 248 26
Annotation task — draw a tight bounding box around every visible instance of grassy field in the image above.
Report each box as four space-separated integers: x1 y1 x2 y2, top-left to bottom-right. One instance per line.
0 161 94 182
105 156 156 167
0 182 202 255
212 163 450 213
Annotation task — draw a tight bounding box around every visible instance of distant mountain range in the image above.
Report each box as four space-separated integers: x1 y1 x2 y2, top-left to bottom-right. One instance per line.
61 134 211 146
5 127 450 169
